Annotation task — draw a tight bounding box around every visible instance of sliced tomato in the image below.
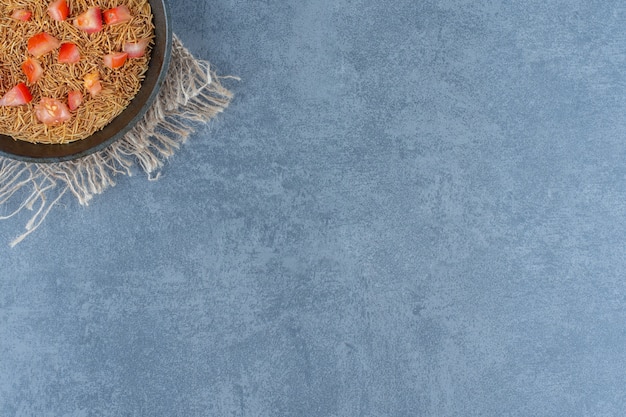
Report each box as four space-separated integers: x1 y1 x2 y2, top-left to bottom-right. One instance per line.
123 39 149 58
0 83 33 106
11 9 32 21
74 7 103 34
35 98 71 125
27 32 61 57
22 58 43 84
103 6 132 25
48 0 69 22
67 90 83 111
103 52 128 69
84 72 102 97
58 43 80 63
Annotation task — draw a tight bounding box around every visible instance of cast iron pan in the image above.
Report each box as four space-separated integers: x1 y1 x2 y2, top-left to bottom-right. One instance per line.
0 0 172 163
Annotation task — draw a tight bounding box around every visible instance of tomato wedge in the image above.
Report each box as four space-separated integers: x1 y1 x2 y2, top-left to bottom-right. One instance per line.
103 6 132 25
123 39 149 58
27 32 61 57
58 43 80 63
0 83 32 106
74 7 103 34
11 9 32 21
103 52 128 69
48 0 69 22
84 72 102 97
35 98 71 125
67 90 83 111
22 58 43 84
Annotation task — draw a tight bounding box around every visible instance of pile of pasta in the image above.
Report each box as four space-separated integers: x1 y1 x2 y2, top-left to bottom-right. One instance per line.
0 0 154 144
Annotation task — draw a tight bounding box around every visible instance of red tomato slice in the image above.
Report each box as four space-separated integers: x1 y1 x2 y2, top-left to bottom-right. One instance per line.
103 52 128 69
21 58 43 84
0 83 33 106
48 0 69 22
103 6 132 25
27 32 61 57
84 72 102 97
35 98 71 125
58 43 80 63
67 90 83 111
11 9 32 21
74 7 103 34
123 39 149 58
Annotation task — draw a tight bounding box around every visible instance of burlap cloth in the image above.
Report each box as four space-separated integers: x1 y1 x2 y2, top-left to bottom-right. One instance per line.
0 35 233 246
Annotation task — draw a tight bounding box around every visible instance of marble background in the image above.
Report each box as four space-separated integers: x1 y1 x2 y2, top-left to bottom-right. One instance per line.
2 0 626 415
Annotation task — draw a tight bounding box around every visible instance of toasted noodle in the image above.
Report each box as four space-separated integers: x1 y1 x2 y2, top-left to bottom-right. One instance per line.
0 0 154 144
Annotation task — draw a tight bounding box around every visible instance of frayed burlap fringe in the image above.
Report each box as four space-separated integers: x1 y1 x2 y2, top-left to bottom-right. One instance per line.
0 35 233 247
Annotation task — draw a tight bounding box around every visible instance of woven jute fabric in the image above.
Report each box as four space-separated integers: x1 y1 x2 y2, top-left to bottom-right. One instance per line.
0 35 233 246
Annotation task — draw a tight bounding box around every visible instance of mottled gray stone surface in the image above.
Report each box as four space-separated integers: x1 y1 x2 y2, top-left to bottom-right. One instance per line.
1 0 626 415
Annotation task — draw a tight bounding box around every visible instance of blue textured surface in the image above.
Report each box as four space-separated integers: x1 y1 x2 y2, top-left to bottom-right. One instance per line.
2 0 626 415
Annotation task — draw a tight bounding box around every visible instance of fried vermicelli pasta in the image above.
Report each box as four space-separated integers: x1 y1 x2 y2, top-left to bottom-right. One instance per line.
0 0 154 144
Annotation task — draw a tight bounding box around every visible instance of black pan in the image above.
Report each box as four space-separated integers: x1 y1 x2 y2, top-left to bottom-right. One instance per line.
0 0 172 163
